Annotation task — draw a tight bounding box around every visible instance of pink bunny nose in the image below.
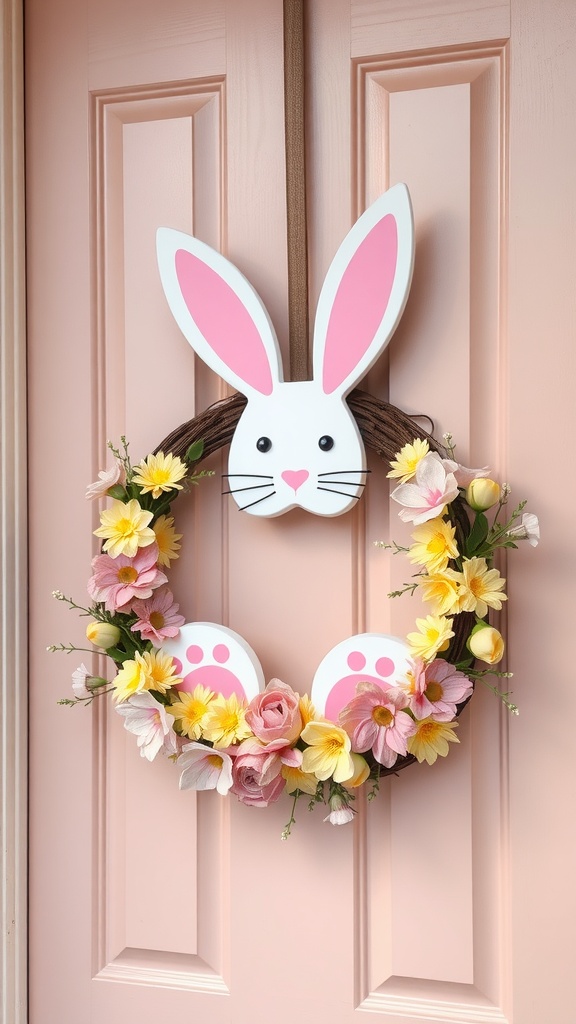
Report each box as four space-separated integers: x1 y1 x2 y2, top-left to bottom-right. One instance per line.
281 469 309 493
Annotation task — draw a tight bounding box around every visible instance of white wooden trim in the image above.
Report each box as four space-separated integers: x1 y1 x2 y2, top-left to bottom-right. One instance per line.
0 0 27 1021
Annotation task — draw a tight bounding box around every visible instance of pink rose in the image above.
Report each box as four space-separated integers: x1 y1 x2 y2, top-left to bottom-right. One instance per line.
231 749 286 807
245 678 302 745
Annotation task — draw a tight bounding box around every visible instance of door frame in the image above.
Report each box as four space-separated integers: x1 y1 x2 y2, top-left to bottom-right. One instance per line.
0 0 27 1021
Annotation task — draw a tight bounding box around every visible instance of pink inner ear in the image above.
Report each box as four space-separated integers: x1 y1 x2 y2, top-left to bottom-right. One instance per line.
176 249 273 395
322 214 398 395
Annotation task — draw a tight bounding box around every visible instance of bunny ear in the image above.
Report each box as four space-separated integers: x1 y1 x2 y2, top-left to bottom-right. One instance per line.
156 228 284 397
313 184 414 397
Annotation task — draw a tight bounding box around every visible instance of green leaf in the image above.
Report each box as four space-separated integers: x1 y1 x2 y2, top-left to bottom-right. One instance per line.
465 512 489 556
185 439 204 464
107 484 128 501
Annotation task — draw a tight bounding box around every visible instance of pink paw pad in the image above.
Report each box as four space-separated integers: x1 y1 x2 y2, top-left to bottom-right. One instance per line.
161 622 265 703
311 633 411 721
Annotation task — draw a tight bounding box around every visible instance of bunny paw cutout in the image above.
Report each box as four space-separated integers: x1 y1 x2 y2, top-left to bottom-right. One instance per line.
161 622 265 703
311 633 412 721
157 183 414 518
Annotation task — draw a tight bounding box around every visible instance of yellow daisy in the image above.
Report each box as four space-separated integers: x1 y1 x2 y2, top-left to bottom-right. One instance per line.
407 614 455 662
132 451 187 500
202 693 251 748
457 557 507 618
94 499 156 558
407 718 459 764
298 693 318 727
138 649 182 695
153 514 182 566
300 721 354 783
112 657 147 703
418 569 463 616
408 517 459 573
387 438 430 483
168 685 215 739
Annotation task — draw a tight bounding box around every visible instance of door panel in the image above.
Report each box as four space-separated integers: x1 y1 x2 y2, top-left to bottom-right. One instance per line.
26 0 575 1021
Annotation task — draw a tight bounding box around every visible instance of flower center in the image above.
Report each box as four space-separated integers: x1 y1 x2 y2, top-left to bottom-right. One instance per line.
419 721 441 741
116 517 135 537
207 754 223 769
372 705 393 727
149 611 165 630
117 566 138 584
424 681 443 703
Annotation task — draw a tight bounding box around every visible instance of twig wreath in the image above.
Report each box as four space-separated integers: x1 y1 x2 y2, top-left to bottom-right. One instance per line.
54 185 538 837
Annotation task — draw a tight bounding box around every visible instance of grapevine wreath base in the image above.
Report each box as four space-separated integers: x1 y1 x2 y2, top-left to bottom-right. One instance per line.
56 390 536 837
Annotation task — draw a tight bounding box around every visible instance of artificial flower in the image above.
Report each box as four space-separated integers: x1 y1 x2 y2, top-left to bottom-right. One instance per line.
87 543 167 612
298 693 317 726
85 460 125 501
387 438 430 483
138 649 182 695
407 717 460 764
130 586 185 644
115 692 178 761
506 512 540 547
231 750 286 807
300 721 354 783
167 684 216 739
390 452 458 525
202 692 252 748
342 752 371 790
71 663 91 699
85 620 120 649
246 678 302 745
339 682 415 769
178 742 234 795
153 514 182 566
405 658 473 720
281 764 319 796
466 478 501 512
441 458 489 488
468 624 505 664
417 569 463 616
323 791 355 826
457 557 507 618
132 451 187 500
112 657 147 703
406 614 455 662
93 499 156 558
408 517 459 574
236 735 302 783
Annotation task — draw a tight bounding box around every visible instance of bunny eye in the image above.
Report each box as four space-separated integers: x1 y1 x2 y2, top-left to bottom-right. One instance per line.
256 436 272 453
318 435 334 451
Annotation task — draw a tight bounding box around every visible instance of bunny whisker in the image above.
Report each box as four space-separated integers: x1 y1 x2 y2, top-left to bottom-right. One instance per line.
317 486 362 500
318 480 366 489
222 473 274 480
222 482 276 497
238 490 277 512
317 469 371 477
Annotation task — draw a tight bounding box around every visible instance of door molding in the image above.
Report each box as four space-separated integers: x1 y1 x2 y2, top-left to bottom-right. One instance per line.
0 0 27 1021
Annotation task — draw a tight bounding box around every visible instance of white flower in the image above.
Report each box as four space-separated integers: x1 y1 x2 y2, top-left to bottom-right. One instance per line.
323 792 355 826
507 512 540 547
391 453 459 524
116 692 178 761
85 460 125 500
72 663 91 699
177 742 234 796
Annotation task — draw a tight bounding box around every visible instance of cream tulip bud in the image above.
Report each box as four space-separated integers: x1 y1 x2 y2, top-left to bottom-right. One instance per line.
466 478 501 512
468 624 505 665
86 620 121 650
342 753 371 790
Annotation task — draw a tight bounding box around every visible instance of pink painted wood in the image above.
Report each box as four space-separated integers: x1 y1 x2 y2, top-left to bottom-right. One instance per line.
26 0 576 1021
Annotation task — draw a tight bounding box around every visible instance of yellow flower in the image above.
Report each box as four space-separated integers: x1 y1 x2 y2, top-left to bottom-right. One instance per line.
407 718 459 764
468 625 505 664
298 693 318 727
202 693 251 748
86 620 120 649
137 649 182 695
112 657 147 703
301 721 354 783
342 753 370 790
132 451 187 500
466 478 501 512
94 499 156 558
407 614 455 662
458 557 507 618
408 517 459 573
168 685 216 739
387 438 430 483
281 765 319 796
418 569 463 616
153 514 182 567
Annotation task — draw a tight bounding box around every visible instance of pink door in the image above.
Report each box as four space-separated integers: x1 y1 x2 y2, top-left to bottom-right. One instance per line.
26 1 575 1021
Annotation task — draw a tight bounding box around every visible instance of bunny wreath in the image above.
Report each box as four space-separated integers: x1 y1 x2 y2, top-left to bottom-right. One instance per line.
53 389 537 838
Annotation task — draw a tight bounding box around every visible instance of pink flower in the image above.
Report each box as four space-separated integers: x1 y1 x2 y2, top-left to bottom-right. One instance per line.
231 747 287 807
178 742 234 795
391 453 458 524
406 658 473 721
130 586 185 644
245 678 302 745
323 792 355 826
339 682 416 769
85 460 125 500
441 456 489 488
87 543 167 612
236 735 302 784
115 692 178 761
